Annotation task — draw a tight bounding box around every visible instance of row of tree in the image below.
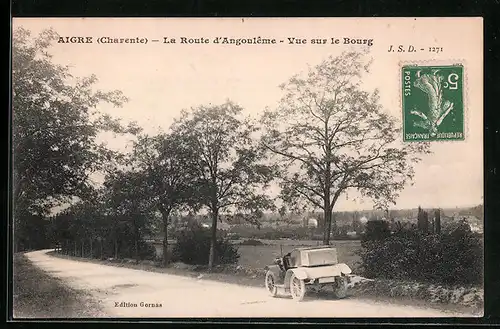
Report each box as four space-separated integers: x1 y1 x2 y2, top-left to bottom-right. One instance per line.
13 28 430 269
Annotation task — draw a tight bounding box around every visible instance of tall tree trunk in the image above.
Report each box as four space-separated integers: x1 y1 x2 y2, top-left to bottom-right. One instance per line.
323 193 333 245
100 239 103 259
113 217 119 259
133 218 139 263
90 239 93 258
81 240 84 257
323 116 332 246
323 208 333 245
208 207 219 269
135 239 139 263
162 219 168 266
74 240 77 256
322 213 328 244
159 206 172 267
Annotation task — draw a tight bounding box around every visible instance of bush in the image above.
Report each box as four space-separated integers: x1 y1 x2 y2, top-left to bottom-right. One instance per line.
239 239 265 246
173 223 240 265
358 224 483 286
361 220 391 243
138 241 157 261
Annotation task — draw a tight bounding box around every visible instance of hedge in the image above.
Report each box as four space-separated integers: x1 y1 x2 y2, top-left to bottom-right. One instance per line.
358 221 483 286
173 223 240 265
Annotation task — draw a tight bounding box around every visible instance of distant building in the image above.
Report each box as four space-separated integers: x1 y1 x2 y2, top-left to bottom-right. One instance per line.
199 220 231 231
439 215 483 234
175 215 232 231
306 218 318 228
461 215 483 233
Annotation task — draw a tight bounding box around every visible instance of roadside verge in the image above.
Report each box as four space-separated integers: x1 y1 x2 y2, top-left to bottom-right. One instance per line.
12 253 105 318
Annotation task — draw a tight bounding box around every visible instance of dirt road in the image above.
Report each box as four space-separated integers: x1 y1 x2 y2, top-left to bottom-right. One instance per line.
23 250 473 318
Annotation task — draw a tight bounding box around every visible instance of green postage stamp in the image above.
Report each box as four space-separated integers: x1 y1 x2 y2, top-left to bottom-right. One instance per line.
402 65 465 142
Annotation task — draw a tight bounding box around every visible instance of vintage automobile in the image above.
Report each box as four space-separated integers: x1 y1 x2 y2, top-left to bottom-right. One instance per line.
264 246 352 301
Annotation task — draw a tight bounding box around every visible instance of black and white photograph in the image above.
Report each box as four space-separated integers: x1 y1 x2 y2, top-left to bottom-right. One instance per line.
11 17 484 318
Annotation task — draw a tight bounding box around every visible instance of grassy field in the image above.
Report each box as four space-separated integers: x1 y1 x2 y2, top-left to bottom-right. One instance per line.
236 240 362 272
154 239 362 272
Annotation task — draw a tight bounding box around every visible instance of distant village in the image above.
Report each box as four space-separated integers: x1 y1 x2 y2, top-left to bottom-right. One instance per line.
148 204 483 242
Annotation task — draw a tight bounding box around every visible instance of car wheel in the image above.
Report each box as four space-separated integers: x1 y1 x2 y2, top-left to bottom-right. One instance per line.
332 276 348 299
290 273 306 301
265 271 278 297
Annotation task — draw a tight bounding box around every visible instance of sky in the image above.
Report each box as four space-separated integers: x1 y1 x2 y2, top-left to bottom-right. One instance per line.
13 18 484 211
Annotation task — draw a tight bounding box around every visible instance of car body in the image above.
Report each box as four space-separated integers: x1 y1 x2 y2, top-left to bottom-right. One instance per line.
264 246 352 301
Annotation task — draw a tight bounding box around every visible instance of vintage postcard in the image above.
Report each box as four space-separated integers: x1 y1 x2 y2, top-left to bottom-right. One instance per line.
11 18 483 319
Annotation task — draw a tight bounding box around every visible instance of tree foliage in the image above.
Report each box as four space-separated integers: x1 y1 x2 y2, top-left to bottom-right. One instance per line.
102 170 159 259
171 101 276 268
12 27 140 250
130 132 201 265
260 51 430 244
